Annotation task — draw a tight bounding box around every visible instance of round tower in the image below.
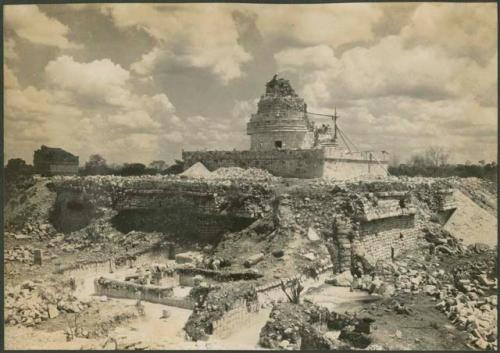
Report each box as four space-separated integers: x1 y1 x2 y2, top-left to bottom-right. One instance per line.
246 75 314 151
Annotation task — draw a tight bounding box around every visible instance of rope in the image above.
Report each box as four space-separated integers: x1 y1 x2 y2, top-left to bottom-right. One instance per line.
371 154 391 175
337 126 360 153
337 125 390 175
337 128 352 152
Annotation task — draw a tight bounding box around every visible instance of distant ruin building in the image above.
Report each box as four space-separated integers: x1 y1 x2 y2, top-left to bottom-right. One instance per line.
33 145 79 176
183 75 388 179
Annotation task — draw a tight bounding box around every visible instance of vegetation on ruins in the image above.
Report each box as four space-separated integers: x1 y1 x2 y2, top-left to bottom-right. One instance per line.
280 278 305 304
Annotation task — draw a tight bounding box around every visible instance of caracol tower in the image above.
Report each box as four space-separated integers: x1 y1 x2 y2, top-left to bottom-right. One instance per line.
247 75 315 151
182 75 388 179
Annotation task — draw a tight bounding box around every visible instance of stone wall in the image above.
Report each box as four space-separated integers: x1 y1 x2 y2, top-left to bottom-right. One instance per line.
356 216 420 261
182 149 387 179
52 177 271 236
182 149 325 178
249 130 315 151
211 298 261 338
49 163 79 175
94 277 195 309
323 159 387 179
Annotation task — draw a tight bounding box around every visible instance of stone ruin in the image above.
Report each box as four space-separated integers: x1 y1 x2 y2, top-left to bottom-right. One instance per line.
33 145 79 176
183 75 388 179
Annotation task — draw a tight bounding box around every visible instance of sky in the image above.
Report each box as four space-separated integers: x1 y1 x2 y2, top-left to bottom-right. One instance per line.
4 3 498 166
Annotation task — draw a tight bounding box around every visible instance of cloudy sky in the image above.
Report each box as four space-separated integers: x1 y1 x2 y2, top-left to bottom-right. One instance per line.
4 3 497 166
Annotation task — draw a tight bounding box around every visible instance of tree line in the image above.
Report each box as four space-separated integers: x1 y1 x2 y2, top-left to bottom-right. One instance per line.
388 147 497 182
4 148 497 182
79 154 184 176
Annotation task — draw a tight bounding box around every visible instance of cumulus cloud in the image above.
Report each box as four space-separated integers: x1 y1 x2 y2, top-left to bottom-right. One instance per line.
108 110 161 132
4 65 19 89
255 4 383 48
276 34 496 105
130 47 162 75
104 4 252 83
274 45 338 73
4 71 84 162
273 4 497 163
45 55 131 107
3 3 497 165
401 3 497 64
5 37 18 61
5 5 81 49
5 55 180 164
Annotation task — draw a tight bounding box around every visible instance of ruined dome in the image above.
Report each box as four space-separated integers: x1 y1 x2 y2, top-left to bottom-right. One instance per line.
256 75 307 116
247 75 314 151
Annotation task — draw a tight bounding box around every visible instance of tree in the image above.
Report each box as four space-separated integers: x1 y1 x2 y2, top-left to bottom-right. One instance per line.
424 146 449 167
409 154 427 168
120 163 146 176
84 154 109 175
5 158 34 177
164 160 184 175
388 153 400 167
149 160 167 171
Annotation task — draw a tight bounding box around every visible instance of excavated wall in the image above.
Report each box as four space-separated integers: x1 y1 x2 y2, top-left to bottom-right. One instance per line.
50 177 273 241
50 176 456 270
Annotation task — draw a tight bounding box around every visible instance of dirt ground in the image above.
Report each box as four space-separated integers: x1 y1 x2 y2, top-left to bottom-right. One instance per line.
357 293 472 350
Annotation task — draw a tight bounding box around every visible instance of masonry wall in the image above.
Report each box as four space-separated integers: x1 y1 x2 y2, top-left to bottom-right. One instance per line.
49 163 79 175
183 149 325 178
355 215 420 261
211 299 261 338
323 159 387 179
249 130 315 151
183 149 388 179
94 277 195 309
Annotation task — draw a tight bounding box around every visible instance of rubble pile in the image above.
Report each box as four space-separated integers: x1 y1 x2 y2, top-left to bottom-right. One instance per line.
212 167 276 180
180 162 212 178
347 236 497 350
5 222 57 240
4 246 35 263
5 180 57 229
259 302 376 350
4 281 92 327
259 302 331 349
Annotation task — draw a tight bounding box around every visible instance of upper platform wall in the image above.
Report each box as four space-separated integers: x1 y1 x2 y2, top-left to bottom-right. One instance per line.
182 148 388 179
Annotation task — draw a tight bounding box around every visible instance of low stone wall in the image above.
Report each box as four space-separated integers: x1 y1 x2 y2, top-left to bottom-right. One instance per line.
198 264 334 339
177 268 263 286
212 298 261 338
94 277 173 300
94 277 195 309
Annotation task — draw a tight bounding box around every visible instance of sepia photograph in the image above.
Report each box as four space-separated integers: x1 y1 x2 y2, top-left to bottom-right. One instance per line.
2 1 498 350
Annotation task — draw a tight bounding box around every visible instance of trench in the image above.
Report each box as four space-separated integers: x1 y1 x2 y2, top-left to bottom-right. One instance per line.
111 208 255 245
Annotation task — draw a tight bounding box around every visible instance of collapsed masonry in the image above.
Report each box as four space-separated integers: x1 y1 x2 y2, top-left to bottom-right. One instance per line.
33 175 461 343
50 176 456 274
183 75 388 179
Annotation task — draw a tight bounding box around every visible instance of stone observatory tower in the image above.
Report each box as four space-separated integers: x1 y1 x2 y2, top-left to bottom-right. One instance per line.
247 75 315 151
182 74 389 179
